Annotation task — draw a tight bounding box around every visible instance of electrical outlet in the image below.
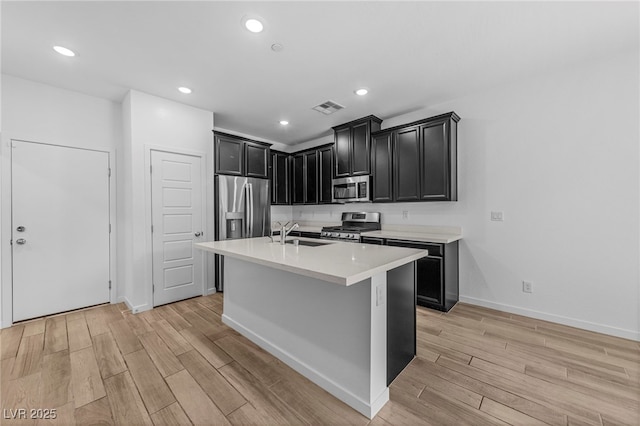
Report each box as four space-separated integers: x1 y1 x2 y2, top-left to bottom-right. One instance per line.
376 284 385 306
491 211 504 221
402 210 409 220
522 281 533 293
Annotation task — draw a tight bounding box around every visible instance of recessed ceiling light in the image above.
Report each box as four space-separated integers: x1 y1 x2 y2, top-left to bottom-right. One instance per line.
355 88 369 96
279 120 289 126
53 45 75 57
242 15 264 33
178 87 192 94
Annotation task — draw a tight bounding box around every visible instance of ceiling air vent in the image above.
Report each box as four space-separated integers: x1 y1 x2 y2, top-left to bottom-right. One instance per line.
312 100 345 115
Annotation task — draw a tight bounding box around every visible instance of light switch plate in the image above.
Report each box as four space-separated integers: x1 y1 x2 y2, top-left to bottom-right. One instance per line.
491 211 504 221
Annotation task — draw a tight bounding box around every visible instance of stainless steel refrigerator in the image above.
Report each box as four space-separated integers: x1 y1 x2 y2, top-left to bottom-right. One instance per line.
215 175 270 291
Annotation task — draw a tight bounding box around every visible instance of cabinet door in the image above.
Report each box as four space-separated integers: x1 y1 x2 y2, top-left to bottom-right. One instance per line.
245 142 269 178
334 126 351 178
420 120 450 200
271 152 290 205
371 132 393 202
318 146 333 204
292 154 305 204
215 135 243 176
416 256 444 307
304 151 318 204
351 121 370 175
394 126 420 201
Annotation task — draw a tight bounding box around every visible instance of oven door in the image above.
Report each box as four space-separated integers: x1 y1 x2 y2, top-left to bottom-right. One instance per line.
331 176 370 203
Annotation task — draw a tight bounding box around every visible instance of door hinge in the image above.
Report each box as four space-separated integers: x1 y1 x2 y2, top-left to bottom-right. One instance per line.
108 280 112 290
109 224 112 233
151 225 154 233
9 239 13 246
150 165 152 174
108 168 111 177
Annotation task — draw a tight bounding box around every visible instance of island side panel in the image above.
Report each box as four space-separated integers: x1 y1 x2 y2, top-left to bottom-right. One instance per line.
222 257 388 418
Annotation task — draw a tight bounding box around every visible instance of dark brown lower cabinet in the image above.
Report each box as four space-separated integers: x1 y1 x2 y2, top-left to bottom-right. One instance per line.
375 238 459 312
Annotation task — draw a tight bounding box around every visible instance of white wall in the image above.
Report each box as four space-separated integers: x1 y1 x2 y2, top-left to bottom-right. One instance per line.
0 75 122 327
287 51 640 340
120 90 214 313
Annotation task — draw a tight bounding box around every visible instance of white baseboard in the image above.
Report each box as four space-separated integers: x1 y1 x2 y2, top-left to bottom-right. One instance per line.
459 296 640 342
206 287 217 295
222 314 387 419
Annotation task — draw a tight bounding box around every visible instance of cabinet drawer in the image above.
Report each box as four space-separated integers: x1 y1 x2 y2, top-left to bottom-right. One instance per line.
385 239 443 257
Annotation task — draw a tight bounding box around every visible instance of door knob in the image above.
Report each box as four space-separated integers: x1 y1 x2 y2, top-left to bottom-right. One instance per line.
16 226 26 232
194 232 202 237
16 239 26 245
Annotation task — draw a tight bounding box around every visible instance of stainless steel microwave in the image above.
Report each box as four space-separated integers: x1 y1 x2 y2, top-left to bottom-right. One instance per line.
332 176 370 203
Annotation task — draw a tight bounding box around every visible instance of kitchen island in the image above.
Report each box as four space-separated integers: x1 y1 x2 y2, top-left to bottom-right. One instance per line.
195 237 428 418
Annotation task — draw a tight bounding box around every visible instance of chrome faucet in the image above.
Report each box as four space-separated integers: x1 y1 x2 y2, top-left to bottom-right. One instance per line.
280 221 299 245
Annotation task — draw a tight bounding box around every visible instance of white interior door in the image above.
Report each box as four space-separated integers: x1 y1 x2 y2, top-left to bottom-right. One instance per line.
151 150 204 306
12 141 110 322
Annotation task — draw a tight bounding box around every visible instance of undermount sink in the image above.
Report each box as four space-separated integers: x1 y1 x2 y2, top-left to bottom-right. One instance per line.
283 239 333 247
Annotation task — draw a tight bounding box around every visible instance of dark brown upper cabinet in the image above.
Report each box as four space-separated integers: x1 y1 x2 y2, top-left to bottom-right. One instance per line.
214 131 270 179
291 144 333 205
371 131 394 202
318 145 334 204
370 112 460 202
270 150 290 205
394 126 421 202
333 115 382 178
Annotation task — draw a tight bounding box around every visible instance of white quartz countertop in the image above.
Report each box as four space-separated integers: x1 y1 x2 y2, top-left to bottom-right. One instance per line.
361 230 462 244
195 237 428 286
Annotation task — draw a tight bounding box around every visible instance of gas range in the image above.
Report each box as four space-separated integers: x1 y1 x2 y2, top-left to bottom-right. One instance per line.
320 212 381 242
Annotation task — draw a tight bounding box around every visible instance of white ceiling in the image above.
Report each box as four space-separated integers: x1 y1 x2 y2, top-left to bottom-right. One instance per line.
2 1 638 146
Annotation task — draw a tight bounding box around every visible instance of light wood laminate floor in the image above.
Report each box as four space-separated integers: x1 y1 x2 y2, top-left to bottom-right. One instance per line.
1 294 638 425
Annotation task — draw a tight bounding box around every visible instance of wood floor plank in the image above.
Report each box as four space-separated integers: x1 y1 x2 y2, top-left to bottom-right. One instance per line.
67 317 92 352
139 308 165 324
138 331 183 377
272 359 370 425
92 332 127 379
436 356 603 425
69 346 106 408
104 371 153 426
124 349 176 415
85 306 112 337
218 361 308 425
407 356 568 426
376 399 439 426
41 349 73 408
23 319 46 337
1 325 24 360
43 316 68 355
165 369 231 426
179 327 232 369
149 402 192 426
480 397 548 426
214 335 282 386
2 372 42 426
74 396 113 425
156 305 192 331
108 319 143 355
150 319 193 356
11 333 44 379
182 310 223 336
123 311 154 336
178 349 246 415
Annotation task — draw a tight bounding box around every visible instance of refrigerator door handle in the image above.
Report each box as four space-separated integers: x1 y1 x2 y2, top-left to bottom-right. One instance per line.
243 183 249 237
248 183 254 236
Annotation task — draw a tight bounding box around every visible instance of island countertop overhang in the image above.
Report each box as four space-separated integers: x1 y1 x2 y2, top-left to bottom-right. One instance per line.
195 237 428 286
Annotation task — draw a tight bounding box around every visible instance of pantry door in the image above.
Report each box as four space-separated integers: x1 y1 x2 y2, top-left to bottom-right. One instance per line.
151 150 204 306
11 140 111 322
